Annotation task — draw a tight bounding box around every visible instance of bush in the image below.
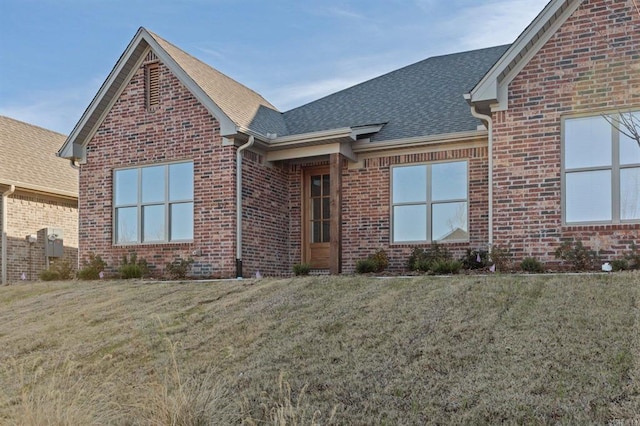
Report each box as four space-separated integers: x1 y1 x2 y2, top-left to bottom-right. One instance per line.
166 257 194 280
77 253 107 280
39 259 74 281
355 258 378 274
624 242 640 270
461 249 489 270
554 240 597 271
119 253 149 279
520 257 545 273
292 263 311 276
407 243 452 272
490 245 513 273
39 269 60 281
611 259 629 272
431 259 462 275
355 249 389 274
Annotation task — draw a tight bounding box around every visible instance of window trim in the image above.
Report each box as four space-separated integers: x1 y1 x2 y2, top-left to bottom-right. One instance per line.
113 160 194 245
390 160 469 244
561 111 640 226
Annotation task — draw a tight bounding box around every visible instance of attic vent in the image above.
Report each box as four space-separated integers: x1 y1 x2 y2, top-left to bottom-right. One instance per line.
145 62 160 111
143 50 158 64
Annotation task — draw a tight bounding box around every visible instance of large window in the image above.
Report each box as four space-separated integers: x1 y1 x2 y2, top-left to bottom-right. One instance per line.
392 161 468 243
114 161 194 244
563 113 640 224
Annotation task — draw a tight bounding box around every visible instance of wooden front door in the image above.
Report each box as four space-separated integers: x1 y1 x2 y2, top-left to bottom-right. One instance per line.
303 167 331 269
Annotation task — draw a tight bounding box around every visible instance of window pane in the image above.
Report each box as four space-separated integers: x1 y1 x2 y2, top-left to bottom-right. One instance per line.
565 116 611 169
621 167 640 220
393 165 426 203
322 197 330 220
116 207 138 243
620 113 640 166
143 204 165 242
311 176 321 197
322 175 330 196
142 165 165 203
432 161 467 201
312 198 321 220
114 169 138 205
311 221 321 243
432 202 468 241
170 162 194 201
171 202 193 240
393 205 427 242
566 170 611 222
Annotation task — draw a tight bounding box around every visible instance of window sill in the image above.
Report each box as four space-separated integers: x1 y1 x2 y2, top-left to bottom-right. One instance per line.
562 222 639 231
390 239 470 247
113 240 193 247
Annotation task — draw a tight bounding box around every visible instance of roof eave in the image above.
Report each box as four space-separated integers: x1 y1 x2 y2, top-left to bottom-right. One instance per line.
467 0 581 111
58 27 239 161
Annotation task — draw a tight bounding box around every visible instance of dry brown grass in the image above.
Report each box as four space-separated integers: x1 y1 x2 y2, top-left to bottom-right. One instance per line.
0 273 639 424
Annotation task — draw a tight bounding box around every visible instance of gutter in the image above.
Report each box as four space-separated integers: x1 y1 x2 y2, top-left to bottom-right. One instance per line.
2 185 16 284
236 136 254 279
470 106 493 248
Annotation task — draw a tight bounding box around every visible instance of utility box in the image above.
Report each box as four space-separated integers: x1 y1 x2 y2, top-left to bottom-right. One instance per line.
45 228 64 258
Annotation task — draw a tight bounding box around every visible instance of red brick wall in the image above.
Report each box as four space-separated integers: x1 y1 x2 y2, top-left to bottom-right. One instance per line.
492 0 640 265
80 60 238 278
341 147 490 272
4 190 78 282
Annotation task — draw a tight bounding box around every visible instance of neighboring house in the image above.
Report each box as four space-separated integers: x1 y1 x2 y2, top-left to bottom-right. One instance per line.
1 116 78 283
58 0 639 278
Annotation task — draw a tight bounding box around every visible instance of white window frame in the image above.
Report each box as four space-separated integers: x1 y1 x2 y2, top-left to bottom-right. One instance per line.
562 111 640 225
390 160 469 243
113 161 194 245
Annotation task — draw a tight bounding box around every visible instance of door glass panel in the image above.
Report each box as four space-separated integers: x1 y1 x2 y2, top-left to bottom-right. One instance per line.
322 175 330 195
322 222 330 243
312 221 322 243
322 197 330 220
312 198 321 220
311 176 321 197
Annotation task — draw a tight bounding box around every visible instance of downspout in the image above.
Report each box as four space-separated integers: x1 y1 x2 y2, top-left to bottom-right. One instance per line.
470 106 493 247
2 185 16 285
236 136 254 279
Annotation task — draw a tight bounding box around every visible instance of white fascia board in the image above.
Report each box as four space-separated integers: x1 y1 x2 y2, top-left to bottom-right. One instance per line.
269 127 353 147
58 28 150 160
0 179 78 199
265 142 357 162
351 129 487 153
468 0 579 109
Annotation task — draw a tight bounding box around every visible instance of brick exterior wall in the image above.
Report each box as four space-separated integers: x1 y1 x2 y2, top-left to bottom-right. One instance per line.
341 146 490 272
492 0 640 265
80 60 238 278
3 190 78 282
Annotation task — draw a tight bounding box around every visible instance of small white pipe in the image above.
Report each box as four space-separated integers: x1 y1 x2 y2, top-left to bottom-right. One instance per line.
2 185 16 284
470 106 493 247
236 136 254 278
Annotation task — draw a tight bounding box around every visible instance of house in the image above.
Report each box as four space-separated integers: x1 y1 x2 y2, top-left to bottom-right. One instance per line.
58 0 639 278
1 116 78 283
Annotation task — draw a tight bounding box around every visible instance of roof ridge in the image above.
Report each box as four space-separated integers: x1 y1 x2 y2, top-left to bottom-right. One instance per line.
145 29 280 112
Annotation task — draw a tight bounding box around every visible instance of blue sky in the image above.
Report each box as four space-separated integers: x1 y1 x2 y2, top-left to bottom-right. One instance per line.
0 0 549 135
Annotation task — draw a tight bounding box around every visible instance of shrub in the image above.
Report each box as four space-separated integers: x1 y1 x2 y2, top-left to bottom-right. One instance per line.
554 240 597 271
119 253 149 279
431 259 462 275
624 242 640 270
39 269 60 281
166 257 195 280
408 243 452 272
292 263 311 276
77 253 107 280
520 257 545 273
39 259 74 281
489 245 513 273
611 259 629 272
355 258 378 274
355 249 389 274
461 249 489 270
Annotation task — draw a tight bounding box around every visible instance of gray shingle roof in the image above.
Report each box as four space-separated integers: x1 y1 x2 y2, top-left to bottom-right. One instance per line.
281 45 510 141
0 116 78 197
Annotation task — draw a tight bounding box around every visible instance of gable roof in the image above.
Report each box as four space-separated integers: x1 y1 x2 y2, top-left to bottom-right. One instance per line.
282 45 509 142
0 116 78 198
467 0 581 112
58 27 284 161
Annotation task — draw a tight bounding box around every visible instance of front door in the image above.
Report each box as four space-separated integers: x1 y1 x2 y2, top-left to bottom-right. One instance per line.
303 167 330 269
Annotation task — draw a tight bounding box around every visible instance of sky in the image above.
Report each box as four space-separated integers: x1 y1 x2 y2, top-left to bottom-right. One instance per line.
0 0 549 135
